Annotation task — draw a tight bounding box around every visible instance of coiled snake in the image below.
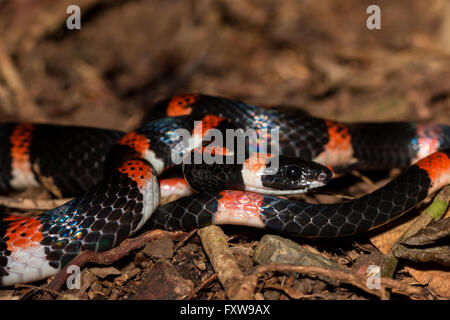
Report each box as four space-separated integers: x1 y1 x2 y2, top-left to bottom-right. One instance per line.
0 94 449 286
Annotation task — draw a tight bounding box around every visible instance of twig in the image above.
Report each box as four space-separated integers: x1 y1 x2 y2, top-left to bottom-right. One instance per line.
0 195 71 211
114 267 141 287
0 42 44 121
183 273 218 300
198 225 254 299
263 283 325 300
16 0 128 55
197 226 429 300
315 192 355 200
351 170 376 189
34 229 187 300
18 284 61 301
173 229 198 252
248 263 430 300
380 186 450 298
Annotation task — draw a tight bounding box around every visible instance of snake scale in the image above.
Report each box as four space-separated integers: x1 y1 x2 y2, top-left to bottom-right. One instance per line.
0 94 449 286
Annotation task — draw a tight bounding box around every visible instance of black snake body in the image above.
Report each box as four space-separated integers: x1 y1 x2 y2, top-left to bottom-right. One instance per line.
0 94 449 286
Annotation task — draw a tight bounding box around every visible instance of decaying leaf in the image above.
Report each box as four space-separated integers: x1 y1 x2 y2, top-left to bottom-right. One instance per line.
404 266 450 298
369 217 416 254
393 218 450 266
89 267 121 279
401 218 450 246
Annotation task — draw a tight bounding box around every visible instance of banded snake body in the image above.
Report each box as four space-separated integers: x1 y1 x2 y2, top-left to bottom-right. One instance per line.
0 94 449 286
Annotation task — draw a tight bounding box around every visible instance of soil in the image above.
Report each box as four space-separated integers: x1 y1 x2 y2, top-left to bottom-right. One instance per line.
0 0 449 300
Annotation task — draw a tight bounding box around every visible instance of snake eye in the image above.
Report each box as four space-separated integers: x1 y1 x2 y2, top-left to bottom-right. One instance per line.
286 166 302 180
317 171 329 182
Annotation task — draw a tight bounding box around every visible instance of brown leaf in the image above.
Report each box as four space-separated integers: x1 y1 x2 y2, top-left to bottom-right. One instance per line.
370 208 450 254
89 267 121 279
142 237 174 259
369 218 416 254
394 218 450 266
129 260 193 300
401 218 450 246
0 290 18 300
404 266 450 298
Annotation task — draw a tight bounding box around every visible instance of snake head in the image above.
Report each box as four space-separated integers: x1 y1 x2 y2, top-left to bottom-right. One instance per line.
242 155 332 195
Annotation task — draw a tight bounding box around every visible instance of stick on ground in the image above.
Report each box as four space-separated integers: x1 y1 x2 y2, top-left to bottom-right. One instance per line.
0 195 71 211
198 225 254 300
32 229 187 300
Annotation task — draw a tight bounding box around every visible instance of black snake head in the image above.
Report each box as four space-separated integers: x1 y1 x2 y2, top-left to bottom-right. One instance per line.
243 155 332 195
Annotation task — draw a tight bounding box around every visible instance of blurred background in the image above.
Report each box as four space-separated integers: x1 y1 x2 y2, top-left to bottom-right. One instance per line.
0 0 449 131
1 0 450 300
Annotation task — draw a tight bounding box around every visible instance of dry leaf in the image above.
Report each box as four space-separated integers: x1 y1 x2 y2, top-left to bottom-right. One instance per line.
0 290 18 300
89 267 121 279
369 218 416 254
370 211 450 297
404 265 450 298
401 218 450 246
369 210 450 254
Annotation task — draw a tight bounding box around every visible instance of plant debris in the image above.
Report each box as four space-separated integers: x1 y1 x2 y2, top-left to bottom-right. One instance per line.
0 0 449 300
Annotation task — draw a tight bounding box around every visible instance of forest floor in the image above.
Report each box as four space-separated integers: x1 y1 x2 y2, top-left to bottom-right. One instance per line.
0 0 449 300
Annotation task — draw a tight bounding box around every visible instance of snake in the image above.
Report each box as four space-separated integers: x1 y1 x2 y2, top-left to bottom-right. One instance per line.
0 93 449 286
